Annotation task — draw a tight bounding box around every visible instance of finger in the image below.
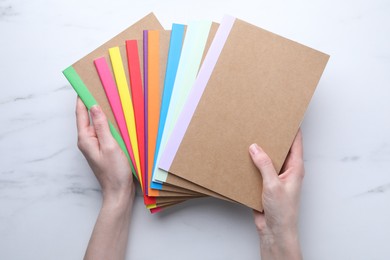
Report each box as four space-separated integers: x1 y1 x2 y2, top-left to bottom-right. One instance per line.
76 97 90 133
90 105 115 149
76 97 98 154
249 144 278 184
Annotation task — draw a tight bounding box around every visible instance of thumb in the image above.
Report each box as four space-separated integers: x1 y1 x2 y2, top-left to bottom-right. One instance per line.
249 144 278 185
90 105 115 149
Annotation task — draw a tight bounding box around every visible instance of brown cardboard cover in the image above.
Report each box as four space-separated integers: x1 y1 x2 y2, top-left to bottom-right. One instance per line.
168 19 330 211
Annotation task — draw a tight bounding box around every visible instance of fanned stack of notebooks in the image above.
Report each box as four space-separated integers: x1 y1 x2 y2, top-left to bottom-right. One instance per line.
63 13 329 213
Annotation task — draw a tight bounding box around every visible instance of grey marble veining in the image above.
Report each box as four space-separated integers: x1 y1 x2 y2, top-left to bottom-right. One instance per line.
0 0 389 259
363 183 390 195
0 4 18 20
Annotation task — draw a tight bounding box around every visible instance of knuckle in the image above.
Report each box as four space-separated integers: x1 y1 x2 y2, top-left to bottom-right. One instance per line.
77 133 87 150
103 142 117 153
265 180 281 194
255 153 273 167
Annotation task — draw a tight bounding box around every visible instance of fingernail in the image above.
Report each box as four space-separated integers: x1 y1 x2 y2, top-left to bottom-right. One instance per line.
249 144 260 155
90 105 101 117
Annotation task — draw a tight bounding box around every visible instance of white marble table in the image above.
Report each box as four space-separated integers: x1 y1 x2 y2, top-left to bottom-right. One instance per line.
1 0 389 259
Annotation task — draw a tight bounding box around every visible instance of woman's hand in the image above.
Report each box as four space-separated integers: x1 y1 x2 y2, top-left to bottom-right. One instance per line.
76 97 134 204
249 129 304 260
76 98 134 260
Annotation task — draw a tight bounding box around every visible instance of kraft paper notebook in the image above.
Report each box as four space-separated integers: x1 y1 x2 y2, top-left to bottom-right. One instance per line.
63 13 163 181
159 15 330 211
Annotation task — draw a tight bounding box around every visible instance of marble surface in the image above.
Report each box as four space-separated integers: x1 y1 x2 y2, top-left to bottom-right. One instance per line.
0 0 389 259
